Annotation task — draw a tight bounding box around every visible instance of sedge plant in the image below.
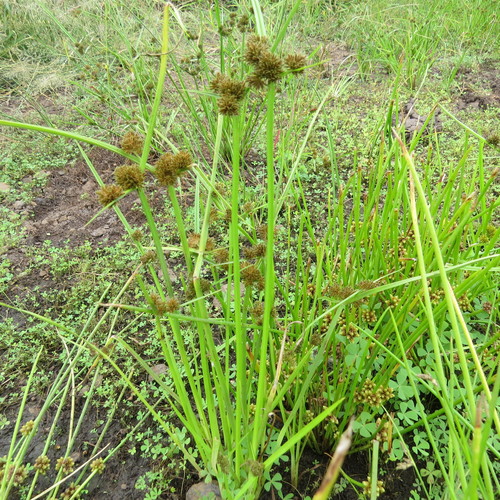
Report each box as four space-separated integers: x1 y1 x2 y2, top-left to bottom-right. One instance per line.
1 2 341 497
1 1 499 499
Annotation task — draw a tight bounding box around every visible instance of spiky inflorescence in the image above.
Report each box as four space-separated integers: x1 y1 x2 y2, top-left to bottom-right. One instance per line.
219 78 246 100
186 277 211 300
172 151 192 172
96 184 124 206
325 283 356 299
250 301 265 324
246 73 266 90
210 72 226 93
211 71 247 116
218 95 240 116
150 293 169 315
140 250 156 264
357 280 378 290
256 223 268 240
243 243 266 259
237 14 250 32
244 35 269 65
310 332 322 346
214 247 229 265
155 153 177 186
121 131 144 154
217 453 231 474
155 152 192 186
255 51 283 83
188 233 201 248
130 229 143 241
241 263 265 290
165 297 180 313
114 164 144 190
285 53 307 72
248 460 264 476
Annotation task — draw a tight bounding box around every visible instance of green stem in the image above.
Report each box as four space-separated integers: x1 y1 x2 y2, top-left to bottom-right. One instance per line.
0 119 138 164
252 83 276 456
138 4 170 172
168 185 193 275
230 111 244 477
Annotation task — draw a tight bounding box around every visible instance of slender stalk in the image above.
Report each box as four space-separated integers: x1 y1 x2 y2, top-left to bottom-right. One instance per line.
228 110 245 477
370 440 380 500
395 131 499 431
252 83 276 455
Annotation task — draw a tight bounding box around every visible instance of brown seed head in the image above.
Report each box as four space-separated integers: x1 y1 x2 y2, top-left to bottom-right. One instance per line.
96 184 124 206
165 297 180 313
185 277 211 300
237 14 250 32
357 280 378 290
248 460 264 476
150 293 168 315
256 224 268 240
255 51 283 83
155 153 177 186
172 151 193 172
218 95 240 116
114 164 144 190
130 229 143 241
244 35 269 65
210 72 227 93
121 131 144 154
285 53 307 72
214 247 229 264
219 78 246 101
188 233 202 248
140 250 156 264
246 72 266 90
241 263 265 290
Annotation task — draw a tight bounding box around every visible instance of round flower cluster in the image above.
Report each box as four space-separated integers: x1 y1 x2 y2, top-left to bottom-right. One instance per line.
210 72 247 116
121 131 144 155
155 151 193 186
354 379 394 407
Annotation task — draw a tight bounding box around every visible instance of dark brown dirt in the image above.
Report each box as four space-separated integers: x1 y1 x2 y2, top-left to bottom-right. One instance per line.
455 60 500 110
2 147 174 308
20 147 147 247
0 399 151 500
254 448 417 499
